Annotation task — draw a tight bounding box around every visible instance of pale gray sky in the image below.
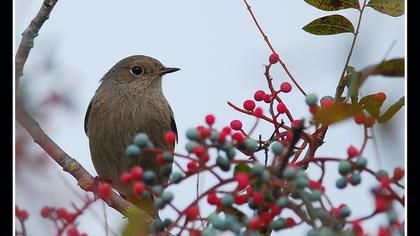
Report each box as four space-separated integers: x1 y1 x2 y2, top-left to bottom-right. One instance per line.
15 0 405 235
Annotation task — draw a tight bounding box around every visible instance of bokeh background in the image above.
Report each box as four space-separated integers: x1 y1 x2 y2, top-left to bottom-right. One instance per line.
15 0 405 235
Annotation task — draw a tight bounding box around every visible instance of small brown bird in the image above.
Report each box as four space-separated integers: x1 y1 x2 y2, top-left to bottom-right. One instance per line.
84 55 179 218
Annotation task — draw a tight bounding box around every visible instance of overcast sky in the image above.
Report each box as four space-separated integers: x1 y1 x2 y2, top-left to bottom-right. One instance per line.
15 0 405 235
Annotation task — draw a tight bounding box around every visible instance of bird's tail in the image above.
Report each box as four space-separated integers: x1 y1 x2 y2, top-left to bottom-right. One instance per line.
126 194 157 218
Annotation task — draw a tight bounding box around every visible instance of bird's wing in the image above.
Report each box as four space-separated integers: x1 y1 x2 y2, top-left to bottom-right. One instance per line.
169 106 178 143
84 101 92 136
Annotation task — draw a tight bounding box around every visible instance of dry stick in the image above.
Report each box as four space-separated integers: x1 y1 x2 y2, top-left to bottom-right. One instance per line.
335 0 368 100
14 0 153 230
242 0 306 96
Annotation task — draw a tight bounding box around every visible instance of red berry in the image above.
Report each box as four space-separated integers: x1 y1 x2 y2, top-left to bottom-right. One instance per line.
234 194 248 205
269 53 280 64
308 180 324 192
41 206 52 218
260 212 273 225
375 92 386 103
120 172 133 184
270 204 282 216
248 216 262 229
156 153 165 166
197 126 211 138
276 103 287 114
221 126 231 135
187 161 198 171
189 229 201 236
286 131 293 142
378 227 391 236
347 145 359 158
286 217 296 227
252 193 263 204
254 107 264 118
263 94 272 103
18 209 29 221
354 114 366 125
291 119 301 128
186 205 199 220
247 187 255 197
164 131 176 144
393 167 404 181
375 196 389 212
243 100 256 111
309 106 318 114
254 90 266 101
56 207 68 219
331 207 340 217
193 145 205 157
67 226 79 236
235 172 249 189
131 166 144 180
364 116 376 127
320 97 334 108
133 182 145 196
64 212 76 223
232 132 245 144
230 120 243 131
280 82 292 93
98 183 112 199
205 114 215 126
207 192 219 205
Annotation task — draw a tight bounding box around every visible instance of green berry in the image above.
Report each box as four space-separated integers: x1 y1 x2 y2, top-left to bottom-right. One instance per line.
170 172 183 184
350 172 361 185
185 141 199 153
386 210 398 224
305 93 318 106
338 161 352 175
248 199 258 209
161 191 174 203
152 185 163 195
375 169 389 180
216 156 230 172
163 218 173 227
276 197 289 207
244 138 258 151
261 170 271 181
143 171 156 185
159 164 172 177
210 131 219 142
202 227 217 236
226 149 236 160
283 167 297 179
163 151 173 162
221 194 234 207
355 157 367 169
221 142 234 151
339 206 351 218
251 163 265 175
271 142 285 155
134 133 149 146
309 190 322 201
152 219 165 231
186 128 200 141
126 145 140 156
335 177 347 189
154 197 166 209
297 170 308 179
314 208 330 221
296 177 309 188
270 218 286 231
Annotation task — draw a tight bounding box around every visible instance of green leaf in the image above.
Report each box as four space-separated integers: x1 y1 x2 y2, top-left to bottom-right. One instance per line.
313 102 362 125
377 96 405 123
234 163 251 175
305 0 360 11
303 14 355 35
359 94 383 118
372 58 405 77
367 0 404 17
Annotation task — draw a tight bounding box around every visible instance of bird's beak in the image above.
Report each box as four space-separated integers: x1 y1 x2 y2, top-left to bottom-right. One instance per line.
160 67 180 75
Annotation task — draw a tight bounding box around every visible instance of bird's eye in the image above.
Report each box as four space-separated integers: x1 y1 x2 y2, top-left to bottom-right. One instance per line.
130 66 144 76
